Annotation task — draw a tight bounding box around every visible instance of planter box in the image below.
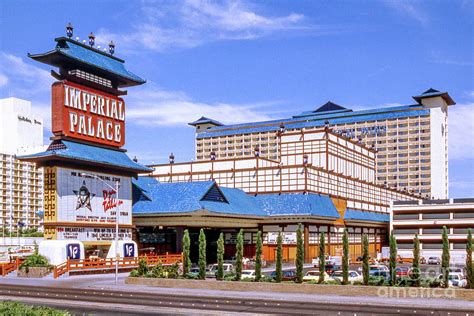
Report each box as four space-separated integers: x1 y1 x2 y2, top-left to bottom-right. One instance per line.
17 267 51 278
126 277 474 301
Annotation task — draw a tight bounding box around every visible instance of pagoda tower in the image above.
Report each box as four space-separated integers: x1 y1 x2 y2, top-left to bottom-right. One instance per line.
20 25 151 264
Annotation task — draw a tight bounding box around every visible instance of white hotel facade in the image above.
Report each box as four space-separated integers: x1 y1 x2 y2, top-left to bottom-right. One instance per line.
190 89 454 199
0 97 44 233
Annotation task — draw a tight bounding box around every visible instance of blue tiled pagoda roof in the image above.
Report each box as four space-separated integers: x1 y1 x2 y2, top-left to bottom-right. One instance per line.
188 116 224 126
28 37 145 87
132 178 348 219
19 140 152 173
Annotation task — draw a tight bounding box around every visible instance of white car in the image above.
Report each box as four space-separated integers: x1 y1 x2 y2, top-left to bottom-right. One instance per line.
428 257 441 265
437 273 467 287
449 267 465 278
331 270 363 284
206 263 234 278
241 270 256 280
302 270 331 282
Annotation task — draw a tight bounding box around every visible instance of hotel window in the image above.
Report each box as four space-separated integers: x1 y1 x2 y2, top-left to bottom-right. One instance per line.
453 228 474 234
453 212 474 219
422 243 443 249
393 228 418 234
422 228 444 234
397 243 414 249
393 213 419 220
422 213 449 219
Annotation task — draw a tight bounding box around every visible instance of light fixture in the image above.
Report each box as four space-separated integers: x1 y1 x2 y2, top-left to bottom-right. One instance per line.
169 153 175 164
66 22 73 38
88 32 95 47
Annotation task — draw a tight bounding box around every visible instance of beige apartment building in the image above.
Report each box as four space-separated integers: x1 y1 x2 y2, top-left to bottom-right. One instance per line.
0 98 44 233
189 89 454 199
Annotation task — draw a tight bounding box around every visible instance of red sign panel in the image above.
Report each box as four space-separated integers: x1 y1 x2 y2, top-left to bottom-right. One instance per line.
52 81 125 147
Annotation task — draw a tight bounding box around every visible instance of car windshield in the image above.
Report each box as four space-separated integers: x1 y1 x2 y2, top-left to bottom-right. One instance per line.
332 272 342 277
448 275 459 280
242 271 253 275
306 271 319 276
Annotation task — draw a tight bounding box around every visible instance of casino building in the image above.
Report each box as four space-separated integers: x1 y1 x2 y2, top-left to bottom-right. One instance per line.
189 91 455 199
134 127 419 262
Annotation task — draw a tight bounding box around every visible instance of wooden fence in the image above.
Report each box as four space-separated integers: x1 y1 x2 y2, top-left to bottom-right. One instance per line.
0 258 23 277
53 253 183 278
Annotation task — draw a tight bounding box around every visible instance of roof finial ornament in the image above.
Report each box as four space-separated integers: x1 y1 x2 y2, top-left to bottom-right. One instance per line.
133 156 138 162
66 22 74 38
88 32 95 47
109 41 115 55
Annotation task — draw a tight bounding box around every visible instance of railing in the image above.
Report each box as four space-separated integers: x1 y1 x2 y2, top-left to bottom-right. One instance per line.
0 257 23 277
53 253 182 279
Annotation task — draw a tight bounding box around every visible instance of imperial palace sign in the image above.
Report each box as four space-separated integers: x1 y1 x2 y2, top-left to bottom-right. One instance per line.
52 81 125 147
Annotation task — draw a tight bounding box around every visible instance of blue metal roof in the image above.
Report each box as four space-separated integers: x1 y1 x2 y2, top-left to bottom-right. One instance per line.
28 37 145 86
197 108 429 139
254 193 340 218
344 209 389 223
19 140 152 173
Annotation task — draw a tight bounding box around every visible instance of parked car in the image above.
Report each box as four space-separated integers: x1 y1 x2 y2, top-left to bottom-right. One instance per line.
449 267 465 278
270 270 296 281
428 256 441 265
369 264 389 272
331 270 363 284
241 270 256 280
369 269 390 281
302 270 331 282
189 267 200 277
437 273 467 288
324 264 340 275
395 266 410 278
206 263 234 278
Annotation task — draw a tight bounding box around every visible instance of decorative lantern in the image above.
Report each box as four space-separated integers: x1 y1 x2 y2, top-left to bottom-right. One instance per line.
66 22 73 38
109 41 115 55
88 32 95 47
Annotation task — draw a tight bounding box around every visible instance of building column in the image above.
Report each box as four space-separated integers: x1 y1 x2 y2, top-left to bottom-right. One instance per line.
304 224 310 263
175 227 184 253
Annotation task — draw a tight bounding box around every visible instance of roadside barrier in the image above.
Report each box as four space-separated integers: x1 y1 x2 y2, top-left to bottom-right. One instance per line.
0 258 24 277
53 252 183 278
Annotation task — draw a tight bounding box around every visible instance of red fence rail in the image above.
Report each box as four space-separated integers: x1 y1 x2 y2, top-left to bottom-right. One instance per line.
0 258 23 277
53 253 183 279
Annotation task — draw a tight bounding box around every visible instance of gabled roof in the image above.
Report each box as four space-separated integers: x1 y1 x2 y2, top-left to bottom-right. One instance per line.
188 116 224 127
344 209 389 223
412 88 455 106
314 101 348 113
254 193 339 218
18 140 152 173
28 37 145 88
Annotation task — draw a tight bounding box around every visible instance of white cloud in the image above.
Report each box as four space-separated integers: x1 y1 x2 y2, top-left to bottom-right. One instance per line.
0 52 53 95
382 0 428 25
449 101 474 160
0 73 8 87
96 0 307 52
126 84 278 126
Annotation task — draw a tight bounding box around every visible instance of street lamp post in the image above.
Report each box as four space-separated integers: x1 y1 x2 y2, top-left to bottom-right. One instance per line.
80 172 120 285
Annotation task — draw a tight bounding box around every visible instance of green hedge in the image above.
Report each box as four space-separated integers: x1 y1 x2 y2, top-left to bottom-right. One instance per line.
0 301 69 315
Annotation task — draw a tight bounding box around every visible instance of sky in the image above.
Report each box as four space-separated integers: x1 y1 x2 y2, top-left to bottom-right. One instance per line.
0 0 473 197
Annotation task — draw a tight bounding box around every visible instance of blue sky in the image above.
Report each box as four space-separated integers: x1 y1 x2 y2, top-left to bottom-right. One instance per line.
0 0 473 197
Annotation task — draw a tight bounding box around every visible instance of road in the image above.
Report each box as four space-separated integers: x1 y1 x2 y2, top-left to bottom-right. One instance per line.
0 276 472 315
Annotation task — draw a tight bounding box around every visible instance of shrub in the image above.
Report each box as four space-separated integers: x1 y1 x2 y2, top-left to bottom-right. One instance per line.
342 228 349 285
129 270 140 277
184 272 198 279
235 229 244 281
19 254 51 273
318 232 326 284
223 272 237 281
322 279 341 285
411 233 421 287
275 233 283 283
198 228 207 280
217 232 224 281
389 231 397 286
362 234 369 286
0 301 68 315
466 228 473 289
441 226 450 288
295 223 304 283
151 262 165 278
137 258 149 276
368 276 385 286
182 229 191 275
255 230 263 282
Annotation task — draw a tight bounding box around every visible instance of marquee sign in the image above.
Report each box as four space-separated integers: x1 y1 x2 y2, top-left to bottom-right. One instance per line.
43 167 132 242
52 81 125 147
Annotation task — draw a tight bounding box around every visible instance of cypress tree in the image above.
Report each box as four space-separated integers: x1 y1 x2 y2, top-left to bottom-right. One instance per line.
342 228 349 285
275 232 283 283
217 232 224 280
362 234 369 286
318 232 326 283
441 226 450 288
467 229 473 289
182 229 191 276
389 230 397 286
255 230 263 282
235 229 244 281
412 233 420 287
295 223 304 283
198 228 207 280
